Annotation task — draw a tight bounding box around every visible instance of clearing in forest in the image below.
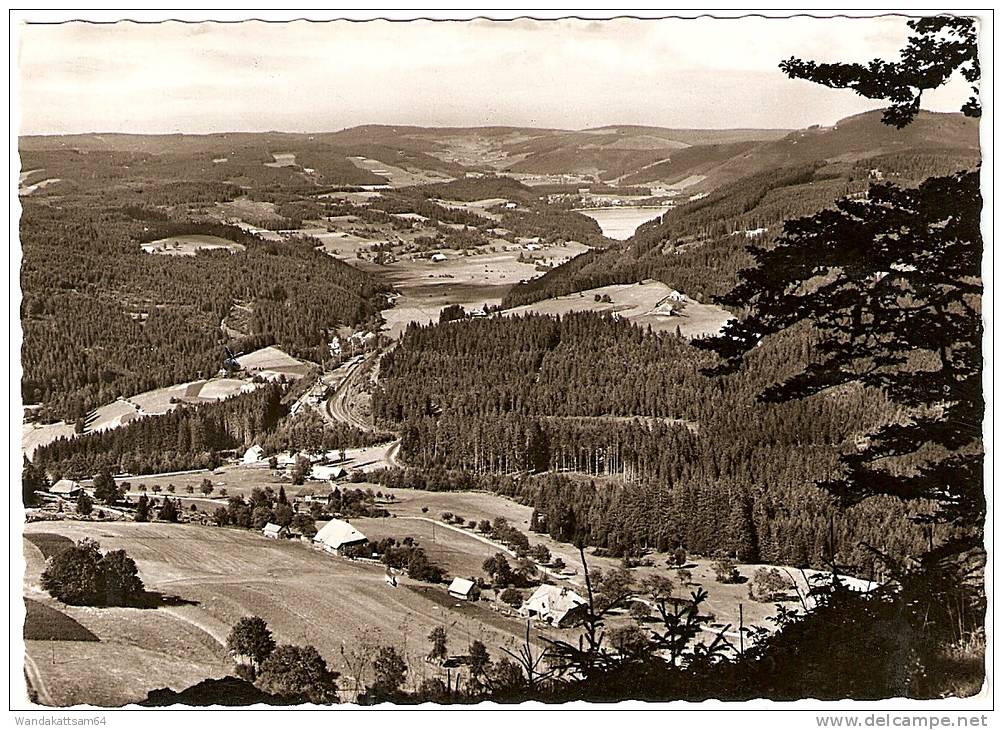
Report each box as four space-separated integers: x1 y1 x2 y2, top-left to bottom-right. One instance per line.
503 280 733 338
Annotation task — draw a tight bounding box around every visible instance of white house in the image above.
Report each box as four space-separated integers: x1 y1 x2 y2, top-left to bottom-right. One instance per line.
521 585 588 627
313 519 368 554
262 522 287 540
242 445 264 464
310 465 348 482
448 577 478 601
49 479 82 499
430 253 448 263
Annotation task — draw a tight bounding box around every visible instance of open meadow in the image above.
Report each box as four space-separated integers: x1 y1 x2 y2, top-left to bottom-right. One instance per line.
22 520 557 706
22 377 259 459
356 485 834 641
502 279 733 338
378 242 589 337
140 234 246 256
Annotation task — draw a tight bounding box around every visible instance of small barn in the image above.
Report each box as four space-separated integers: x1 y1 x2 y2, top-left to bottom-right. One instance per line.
310 465 348 482
243 445 264 464
447 577 479 601
521 585 588 627
262 522 287 540
313 519 368 555
49 479 82 499
274 451 299 467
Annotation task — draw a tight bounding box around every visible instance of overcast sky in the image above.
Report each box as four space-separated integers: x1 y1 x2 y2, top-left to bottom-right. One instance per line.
17 16 974 135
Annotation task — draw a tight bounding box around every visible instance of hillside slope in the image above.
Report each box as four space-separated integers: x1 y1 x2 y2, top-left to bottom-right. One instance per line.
503 110 980 309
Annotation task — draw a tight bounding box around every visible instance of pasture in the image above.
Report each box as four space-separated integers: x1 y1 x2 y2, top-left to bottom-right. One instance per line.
379 242 589 337
347 515 504 580
140 234 246 257
22 378 258 458
263 152 297 168
502 279 733 338
235 346 313 381
22 521 553 706
107 443 397 500
356 485 834 641
24 599 100 642
429 197 507 222
347 156 450 187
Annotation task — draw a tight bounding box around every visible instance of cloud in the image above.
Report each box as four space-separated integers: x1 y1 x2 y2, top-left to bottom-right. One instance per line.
16 16 973 135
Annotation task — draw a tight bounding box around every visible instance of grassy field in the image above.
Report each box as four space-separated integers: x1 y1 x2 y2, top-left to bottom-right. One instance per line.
347 515 503 580
379 243 589 337
22 378 259 458
24 532 74 559
24 599 100 642
22 520 561 706
140 234 246 256
430 197 506 222
235 346 313 381
21 484 834 705
502 279 733 338
347 156 450 187
22 530 229 707
113 444 396 498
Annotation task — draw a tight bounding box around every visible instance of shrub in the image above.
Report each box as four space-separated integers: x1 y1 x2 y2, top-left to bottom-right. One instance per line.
499 588 523 608
713 557 742 584
749 567 790 602
75 492 93 516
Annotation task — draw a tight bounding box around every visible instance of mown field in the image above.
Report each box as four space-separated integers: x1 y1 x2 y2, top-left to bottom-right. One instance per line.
23 532 229 707
22 520 557 707
502 279 733 338
22 377 260 459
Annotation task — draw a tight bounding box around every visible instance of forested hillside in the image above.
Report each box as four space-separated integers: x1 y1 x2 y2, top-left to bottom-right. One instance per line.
373 312 930 570
502 113 980 309
20 203 390 422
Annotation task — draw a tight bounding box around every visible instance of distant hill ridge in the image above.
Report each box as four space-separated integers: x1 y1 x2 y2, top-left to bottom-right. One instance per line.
502 109 980 310
20 109 977 194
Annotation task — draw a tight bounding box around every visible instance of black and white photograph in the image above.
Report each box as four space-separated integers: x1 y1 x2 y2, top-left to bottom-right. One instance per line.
10 9 992 716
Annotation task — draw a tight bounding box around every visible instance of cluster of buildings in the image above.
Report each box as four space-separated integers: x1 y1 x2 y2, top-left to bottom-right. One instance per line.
242 445 355 483
447 578 588 628
263 517 368 556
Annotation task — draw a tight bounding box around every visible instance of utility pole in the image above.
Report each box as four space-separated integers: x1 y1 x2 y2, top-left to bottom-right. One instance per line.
738 603 744 656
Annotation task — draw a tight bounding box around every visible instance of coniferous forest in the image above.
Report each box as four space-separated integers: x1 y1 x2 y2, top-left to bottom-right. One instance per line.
21 204 391 422
372 311 930 572
18 14 986 707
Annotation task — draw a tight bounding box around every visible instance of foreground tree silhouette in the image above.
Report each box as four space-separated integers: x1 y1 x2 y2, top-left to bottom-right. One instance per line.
511 17 985 703
703 14 984 561
780 16 980 128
